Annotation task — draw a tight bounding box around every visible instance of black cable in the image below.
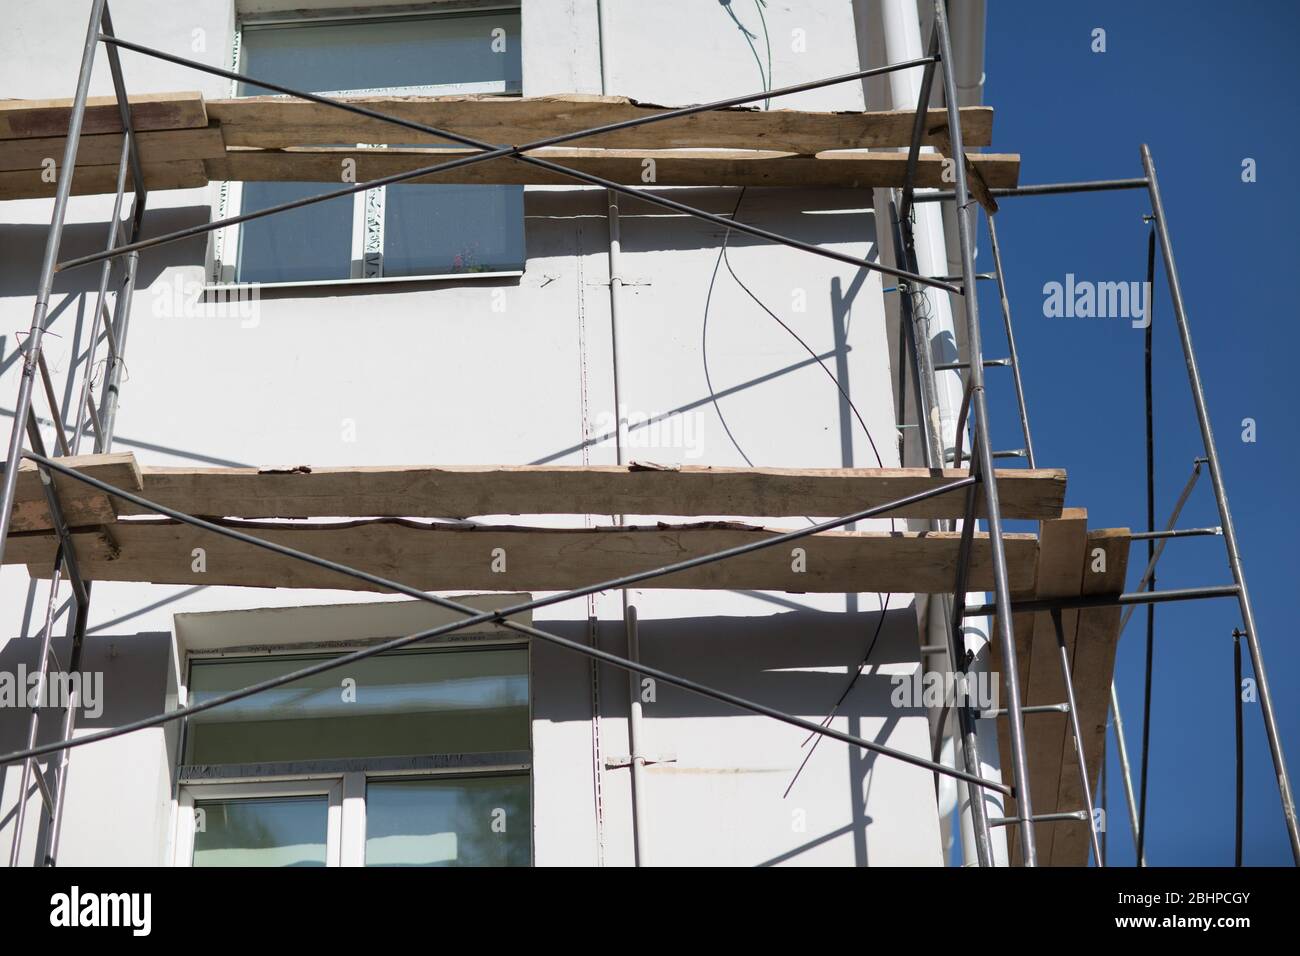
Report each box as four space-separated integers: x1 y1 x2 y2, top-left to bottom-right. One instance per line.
702 190 758 467
716 191 901 795
718 0 770 109
1137 225 1157 865
755 0 773 111
783 592 892 798
722 224 889 472
688 25 897 793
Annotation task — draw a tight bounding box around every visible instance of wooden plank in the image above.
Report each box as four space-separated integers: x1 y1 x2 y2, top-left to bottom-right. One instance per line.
0 92 207 139
18 521 1039 594
5 526 118 565
111 463 1065 521
204 146 1020 190
6 453 142 534
996 508 1088 865
1050 528 1131 866
0 125 226 172
208 95 994 152
0 160 207 200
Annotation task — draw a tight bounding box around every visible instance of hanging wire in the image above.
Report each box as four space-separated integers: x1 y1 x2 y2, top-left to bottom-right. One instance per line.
1137 225 1157 865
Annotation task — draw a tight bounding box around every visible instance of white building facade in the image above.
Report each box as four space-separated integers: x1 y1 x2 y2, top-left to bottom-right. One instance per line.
0 0 985 867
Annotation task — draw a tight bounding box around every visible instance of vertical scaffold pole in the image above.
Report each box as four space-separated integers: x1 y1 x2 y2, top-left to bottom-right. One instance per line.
1141 144 1300 864
0 0 109 572
933 0 1037 866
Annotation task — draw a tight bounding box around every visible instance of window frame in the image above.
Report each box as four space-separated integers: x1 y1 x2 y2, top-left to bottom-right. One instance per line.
174 777 345 867
171 635 533 868
207 3 526 292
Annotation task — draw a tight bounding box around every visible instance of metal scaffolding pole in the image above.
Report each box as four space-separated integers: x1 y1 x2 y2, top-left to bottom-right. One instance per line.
1051 610 1103 866
1109 684 1144 865
0 0 107 574
3 4 1291 872
0 0 110 869
913 178 1150 203
985 213 1036 468
931 0 1036 866
1141 144 1300 863
963 585 1241 618
893 139 996 864
4 452 1012 798
61 38 956 293
2 0 150 869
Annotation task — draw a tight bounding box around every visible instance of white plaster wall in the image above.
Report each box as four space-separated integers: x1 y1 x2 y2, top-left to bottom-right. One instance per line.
0 0 941 866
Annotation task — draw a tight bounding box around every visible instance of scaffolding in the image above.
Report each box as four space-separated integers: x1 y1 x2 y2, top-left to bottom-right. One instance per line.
0 0 1294 867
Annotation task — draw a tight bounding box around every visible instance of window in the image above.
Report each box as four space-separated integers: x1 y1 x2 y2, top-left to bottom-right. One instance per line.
212 8 525 286
174 644 531 867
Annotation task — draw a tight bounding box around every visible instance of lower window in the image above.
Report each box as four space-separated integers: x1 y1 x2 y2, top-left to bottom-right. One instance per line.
174 644 531 867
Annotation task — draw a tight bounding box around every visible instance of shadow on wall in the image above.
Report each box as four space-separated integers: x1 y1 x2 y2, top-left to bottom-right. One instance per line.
531 600 918 867
526 185 878 256
532 602 917 724
0 205 212 300
0 631 178 850
0 188 873 301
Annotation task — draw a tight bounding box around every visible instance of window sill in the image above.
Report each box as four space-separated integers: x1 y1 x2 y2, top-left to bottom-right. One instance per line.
203 269 524 297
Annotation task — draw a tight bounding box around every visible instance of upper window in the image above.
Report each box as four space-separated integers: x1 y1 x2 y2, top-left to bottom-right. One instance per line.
217 9 525 286
175 644 531 867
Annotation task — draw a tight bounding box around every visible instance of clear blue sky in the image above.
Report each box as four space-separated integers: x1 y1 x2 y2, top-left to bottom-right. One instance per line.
977 0 1299 865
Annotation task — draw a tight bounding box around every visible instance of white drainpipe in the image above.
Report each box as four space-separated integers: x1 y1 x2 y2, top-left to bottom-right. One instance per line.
879 0 1007 866
597 0 650 867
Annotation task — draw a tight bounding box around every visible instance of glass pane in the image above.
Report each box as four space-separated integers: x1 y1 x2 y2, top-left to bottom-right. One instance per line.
236 181 354 283
239 13 521 96
184 647 529 765
232 13 524 283
366 775 529 866
192 795 328 867
384 183 525 276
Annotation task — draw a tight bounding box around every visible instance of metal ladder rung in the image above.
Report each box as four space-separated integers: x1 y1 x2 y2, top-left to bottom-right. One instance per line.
943 448 1026 464
982 702 1069 718
934 357 1012 372
988 810 1089 827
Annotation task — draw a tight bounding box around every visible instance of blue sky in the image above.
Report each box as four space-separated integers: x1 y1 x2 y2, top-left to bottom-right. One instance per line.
978 0 1299 865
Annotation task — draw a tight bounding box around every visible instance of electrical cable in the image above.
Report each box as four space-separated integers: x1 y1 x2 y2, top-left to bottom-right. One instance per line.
1137 226 1157 865
695 26 896 792
718 1 771 109
711 191 900 794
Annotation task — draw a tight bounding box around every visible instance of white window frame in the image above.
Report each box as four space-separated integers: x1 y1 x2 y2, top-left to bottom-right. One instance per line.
174 777 345 867
207 4 525 291
170 634 533 868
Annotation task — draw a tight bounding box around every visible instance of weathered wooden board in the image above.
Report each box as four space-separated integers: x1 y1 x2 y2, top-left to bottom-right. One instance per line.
18 520 1039 594
5 454 141 534
113 462 1065 521
1050 527 1130 866
996 508 1088 865
0 160 207 199
0 92 207 139
207 95 994 151
204 146 1019 190
0 125 226 172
